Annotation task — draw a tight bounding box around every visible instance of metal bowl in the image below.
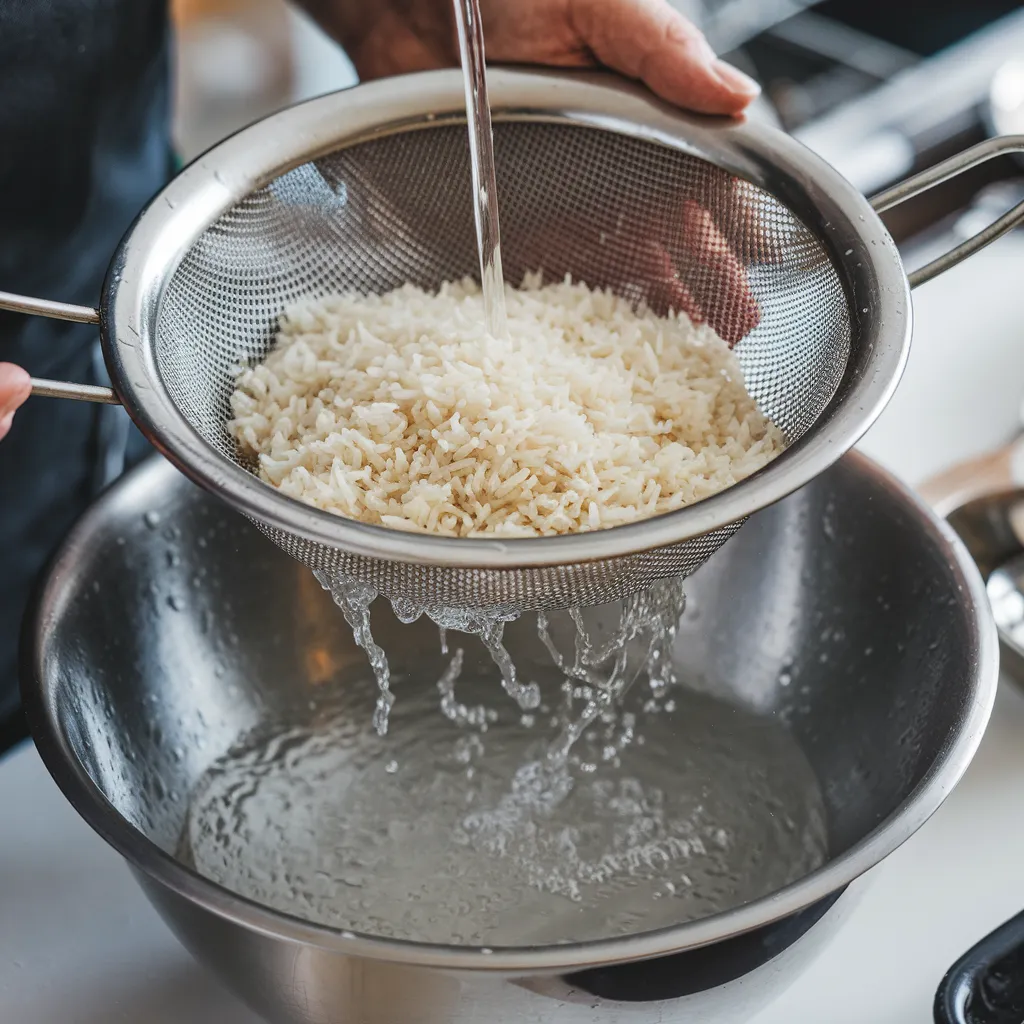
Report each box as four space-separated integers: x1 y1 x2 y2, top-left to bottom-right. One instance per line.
919 435 1024 688
21 452 998 1024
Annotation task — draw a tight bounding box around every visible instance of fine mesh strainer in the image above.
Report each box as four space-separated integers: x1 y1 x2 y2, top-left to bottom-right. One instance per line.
5 70 1024 611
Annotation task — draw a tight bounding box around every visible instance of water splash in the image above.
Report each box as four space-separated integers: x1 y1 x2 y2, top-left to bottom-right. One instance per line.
180 673 829 945
235 572 832 949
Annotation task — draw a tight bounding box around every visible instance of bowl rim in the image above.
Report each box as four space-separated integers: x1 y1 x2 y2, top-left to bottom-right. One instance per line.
20 450 999 974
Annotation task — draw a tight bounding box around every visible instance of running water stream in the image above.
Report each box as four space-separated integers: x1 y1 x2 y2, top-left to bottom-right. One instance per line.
453 0 507 337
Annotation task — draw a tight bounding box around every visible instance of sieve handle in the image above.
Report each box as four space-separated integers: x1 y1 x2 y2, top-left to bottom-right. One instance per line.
0 289 120 405
870 135 1024 289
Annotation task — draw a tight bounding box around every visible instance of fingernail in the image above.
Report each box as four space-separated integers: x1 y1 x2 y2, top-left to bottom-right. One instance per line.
711 59 761 97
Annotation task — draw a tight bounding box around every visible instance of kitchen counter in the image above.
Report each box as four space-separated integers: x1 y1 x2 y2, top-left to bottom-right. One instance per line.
2 232 1023 1023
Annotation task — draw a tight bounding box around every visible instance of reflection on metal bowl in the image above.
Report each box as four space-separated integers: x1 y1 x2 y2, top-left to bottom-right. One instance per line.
21 452 997 1024
920 435 1024 689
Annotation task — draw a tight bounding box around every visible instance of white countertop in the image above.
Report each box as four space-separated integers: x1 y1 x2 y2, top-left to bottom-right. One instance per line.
3 233 1024 1023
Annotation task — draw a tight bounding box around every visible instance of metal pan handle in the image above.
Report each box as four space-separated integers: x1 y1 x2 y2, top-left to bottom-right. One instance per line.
917 435 1024 519
870 135 1024 289
0 290 119 404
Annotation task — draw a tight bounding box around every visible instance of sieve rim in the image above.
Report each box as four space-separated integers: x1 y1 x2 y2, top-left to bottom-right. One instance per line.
22 451 998 973
105 68 911 570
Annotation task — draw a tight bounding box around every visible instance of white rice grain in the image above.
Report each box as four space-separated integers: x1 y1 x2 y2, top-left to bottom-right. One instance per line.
228 275 785 537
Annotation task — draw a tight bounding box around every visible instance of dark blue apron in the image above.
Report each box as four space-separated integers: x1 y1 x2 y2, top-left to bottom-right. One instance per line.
0 0 171 726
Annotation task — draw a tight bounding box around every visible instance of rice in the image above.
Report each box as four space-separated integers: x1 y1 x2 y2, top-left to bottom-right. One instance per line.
228 275 785 538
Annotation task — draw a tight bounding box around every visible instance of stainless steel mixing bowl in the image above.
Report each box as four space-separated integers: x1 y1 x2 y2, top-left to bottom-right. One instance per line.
22 452 998 1024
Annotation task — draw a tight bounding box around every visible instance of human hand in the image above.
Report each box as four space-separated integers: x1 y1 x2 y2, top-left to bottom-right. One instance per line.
507 193 760 345
0 363 31 441
306 0 760 116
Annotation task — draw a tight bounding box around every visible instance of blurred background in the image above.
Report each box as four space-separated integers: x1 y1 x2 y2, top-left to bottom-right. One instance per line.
171 0 357 160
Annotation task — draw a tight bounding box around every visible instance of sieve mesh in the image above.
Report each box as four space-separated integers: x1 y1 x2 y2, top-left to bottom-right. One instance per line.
155 119 851 611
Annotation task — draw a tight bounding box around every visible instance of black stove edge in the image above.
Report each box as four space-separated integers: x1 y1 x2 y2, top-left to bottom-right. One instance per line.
934 910 1024 1024
0 704 30 760
565 888 845 1002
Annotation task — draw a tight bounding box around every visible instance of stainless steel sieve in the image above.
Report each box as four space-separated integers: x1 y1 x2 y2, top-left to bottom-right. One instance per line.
4 69 1024 611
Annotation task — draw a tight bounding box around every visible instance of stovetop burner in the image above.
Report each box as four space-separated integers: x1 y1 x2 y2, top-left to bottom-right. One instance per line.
717 0 1024 200
935 911 1024 1024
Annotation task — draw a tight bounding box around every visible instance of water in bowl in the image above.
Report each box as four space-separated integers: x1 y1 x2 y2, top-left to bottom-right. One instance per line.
179 656 827 947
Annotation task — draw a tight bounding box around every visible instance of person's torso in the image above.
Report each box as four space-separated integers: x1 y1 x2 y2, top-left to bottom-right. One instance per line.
0 1 172 722
0 0 171 371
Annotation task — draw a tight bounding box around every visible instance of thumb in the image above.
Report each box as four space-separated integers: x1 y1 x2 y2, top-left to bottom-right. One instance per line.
569 0 760 115
0 363 32 441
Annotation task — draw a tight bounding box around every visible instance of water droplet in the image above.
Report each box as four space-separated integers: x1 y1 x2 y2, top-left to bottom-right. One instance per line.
144 510 161 529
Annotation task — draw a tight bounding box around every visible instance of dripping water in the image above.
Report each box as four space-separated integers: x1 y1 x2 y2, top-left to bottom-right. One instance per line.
315 574 394 735
318 570 542 736
314 567 685 761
